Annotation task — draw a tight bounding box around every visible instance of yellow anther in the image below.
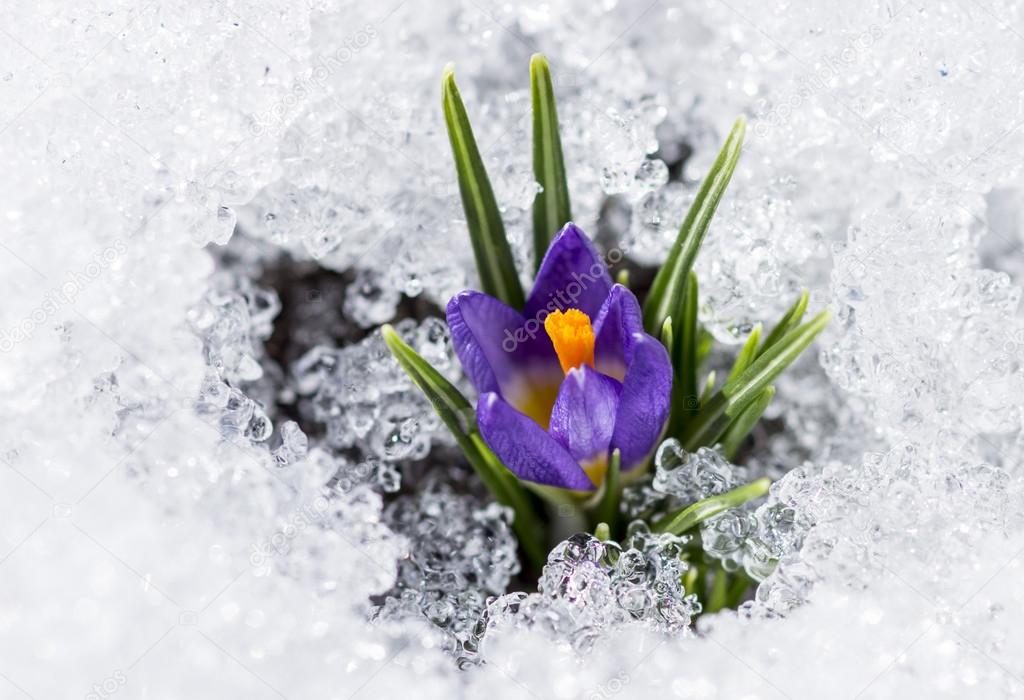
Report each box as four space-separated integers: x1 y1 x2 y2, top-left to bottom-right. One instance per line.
544 308 596 374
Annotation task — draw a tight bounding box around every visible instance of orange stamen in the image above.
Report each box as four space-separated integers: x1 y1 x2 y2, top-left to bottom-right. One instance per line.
544 309 596 374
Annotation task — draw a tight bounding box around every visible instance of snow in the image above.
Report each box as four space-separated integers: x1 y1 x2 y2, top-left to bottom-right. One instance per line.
3 0 1024 698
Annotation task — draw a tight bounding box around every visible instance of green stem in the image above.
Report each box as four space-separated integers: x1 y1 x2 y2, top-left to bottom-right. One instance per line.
706 567 729 613
591 449 622 537
726 569 753 608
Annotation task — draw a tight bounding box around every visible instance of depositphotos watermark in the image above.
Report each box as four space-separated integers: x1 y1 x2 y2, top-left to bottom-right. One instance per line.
585 671 631 699
0 240 127 353
84 670 126 700
250 25 378 137
752 24 884 140
249 493 332 569
501 244 628 353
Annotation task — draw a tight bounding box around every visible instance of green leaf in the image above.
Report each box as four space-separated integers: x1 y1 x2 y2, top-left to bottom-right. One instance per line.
699 370 717 406
593 449 621 534
382 324 474 434
442 66 525 309
759 289 808 358
668 271 699 436
530 54 572 268
381 324 545 567
720 385 774 460
683 564 700 596
680 391 729 452
653 477 770 536
726 569 754 608
706 567 729 613
692 562 708 603
722 309 830 416
726 323 762 384
642 117 746 334
616 268 630 287
696 328 715 365
659 316 673 354
680 309 830 450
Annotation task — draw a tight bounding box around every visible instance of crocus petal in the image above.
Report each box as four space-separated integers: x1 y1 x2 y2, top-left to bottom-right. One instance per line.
446 291 561 398
524 223 613 320
477 392 594 490
591 284 644 381
548 365 621 471
610 333 673 470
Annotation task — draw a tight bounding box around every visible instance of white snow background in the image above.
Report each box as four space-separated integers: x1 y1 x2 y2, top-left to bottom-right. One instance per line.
3 1 1024 698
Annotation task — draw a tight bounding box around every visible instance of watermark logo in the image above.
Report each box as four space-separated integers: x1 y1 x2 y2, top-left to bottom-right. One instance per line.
752 24 885 140
248 493 332 570
585 671 630 699
85 670 126 700
0 240 127 353
250 26 378 137
501 245 627 353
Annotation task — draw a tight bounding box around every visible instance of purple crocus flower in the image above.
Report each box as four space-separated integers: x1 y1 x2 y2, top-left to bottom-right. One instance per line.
446 223 673 491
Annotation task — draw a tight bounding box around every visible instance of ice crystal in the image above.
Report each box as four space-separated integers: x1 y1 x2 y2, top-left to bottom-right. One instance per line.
294 317 457 460
375 478 519 661
653 440 749 502
7 0 1024 696
482 529 699 657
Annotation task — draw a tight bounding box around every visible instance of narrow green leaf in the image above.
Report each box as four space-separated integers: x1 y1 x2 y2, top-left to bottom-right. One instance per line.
692 561 708 604
706 567 729 613
593 449 621 534
442 67 525 309
696 328 715 365
721 385 774 460
642 117 746 334
759 289 808 358
680 310 828 450
653 477 770 536
726 570 753 608
668 272 699 436
382 323 474 434
683 564 700 597
530 54 572 268
726 323 763 384
699 370 717 406
722 309 830 417
382 325 545 567
660 316 673 354
680 391 729 451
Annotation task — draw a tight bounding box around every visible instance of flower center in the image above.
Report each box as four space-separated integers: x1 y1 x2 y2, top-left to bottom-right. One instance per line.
544 308 595 374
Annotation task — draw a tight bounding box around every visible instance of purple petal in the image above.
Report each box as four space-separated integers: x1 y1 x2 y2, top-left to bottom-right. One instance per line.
591 284 644 381
446 291 561 398
548 365 621 467
477 392 595 490
524 223 613 320
610 333 673 470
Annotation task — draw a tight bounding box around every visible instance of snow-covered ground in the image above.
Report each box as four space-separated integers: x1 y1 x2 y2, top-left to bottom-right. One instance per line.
4 1 1024 698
